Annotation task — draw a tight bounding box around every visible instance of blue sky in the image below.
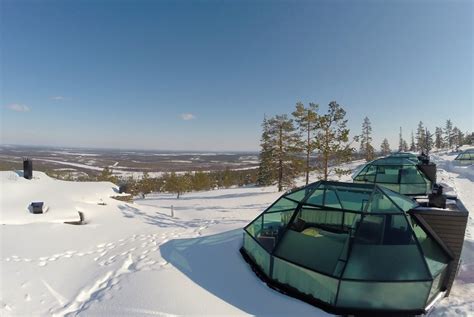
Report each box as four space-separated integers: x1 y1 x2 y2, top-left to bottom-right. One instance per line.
1 0 472 151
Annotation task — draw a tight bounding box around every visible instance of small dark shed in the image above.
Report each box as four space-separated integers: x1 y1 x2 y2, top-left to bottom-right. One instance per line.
30 202 44 214
118 184 128 194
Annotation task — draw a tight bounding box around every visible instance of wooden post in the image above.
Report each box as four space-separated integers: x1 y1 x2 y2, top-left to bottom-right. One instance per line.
171 205 174 218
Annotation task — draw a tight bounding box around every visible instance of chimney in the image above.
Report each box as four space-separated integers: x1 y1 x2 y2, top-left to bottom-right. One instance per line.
23 158 33 180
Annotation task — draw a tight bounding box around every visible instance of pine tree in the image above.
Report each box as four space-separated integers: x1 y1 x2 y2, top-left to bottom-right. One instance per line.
424 128 434 154
451 127 463 149
292 102 319 185
398 127 406 152
380 138 391 155
165 172 189 199
256 116 275 186
435 127 444 149
222 168 233 188
267 114 301 191
139 171 154 198
359 116 374 161
402 140 409 152
444 119 453 149
315 101 351 180
416 121 426 152
457 128 464 147
409 132 416 151
464 132 474 145
192 171 212 191
97 166 117 183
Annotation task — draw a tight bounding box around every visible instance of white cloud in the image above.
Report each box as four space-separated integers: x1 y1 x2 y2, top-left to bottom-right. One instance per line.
50 96 65 100
180 113 196 121
7 104 30 112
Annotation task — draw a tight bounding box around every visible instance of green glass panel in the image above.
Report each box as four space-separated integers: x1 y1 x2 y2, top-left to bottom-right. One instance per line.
343 244 430 280
306 188 325 205
246 214 263 237
305 185 342 209
298 208 343 227
344 215 431 281
266 197 298 213
375 183 401 194
375 165 401 184
336 281 431 310
285 187 313 202
259 209 296 251
427 268 446 304
379 187 418 211
331 186 371 212
295 208 360 235
275 226 350 276
366 189 400 213
412 221 449 277
321 186 342 209
246 208 296 252
272 257 339 305
399 183 430 195
388 152 419 160
400 166 426 184
354 165 376 182
243 232 271 275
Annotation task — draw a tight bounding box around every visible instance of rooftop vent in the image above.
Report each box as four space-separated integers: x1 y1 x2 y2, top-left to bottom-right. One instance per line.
30 202 44 214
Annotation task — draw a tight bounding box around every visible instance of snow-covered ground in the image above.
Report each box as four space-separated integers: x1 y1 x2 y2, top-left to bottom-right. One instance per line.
0 155 472 316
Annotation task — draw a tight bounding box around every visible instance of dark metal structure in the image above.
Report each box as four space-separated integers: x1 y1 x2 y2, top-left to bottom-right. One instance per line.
23 158 33 180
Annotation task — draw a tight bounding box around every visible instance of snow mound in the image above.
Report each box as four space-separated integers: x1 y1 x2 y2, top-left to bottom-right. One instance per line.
0 171 118 225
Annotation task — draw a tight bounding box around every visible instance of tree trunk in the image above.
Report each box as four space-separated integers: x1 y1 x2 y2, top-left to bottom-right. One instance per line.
324 128 329 180
306 121 310 185
278 125 283 192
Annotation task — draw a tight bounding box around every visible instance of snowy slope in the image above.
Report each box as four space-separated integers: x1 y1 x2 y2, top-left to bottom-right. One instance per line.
0 156 472 316
428 153 474 317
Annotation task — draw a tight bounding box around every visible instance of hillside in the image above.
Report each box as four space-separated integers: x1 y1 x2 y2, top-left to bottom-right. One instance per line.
0 154 472 316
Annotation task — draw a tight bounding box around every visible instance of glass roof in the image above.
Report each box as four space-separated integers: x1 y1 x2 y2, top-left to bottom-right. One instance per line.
369 157 418 166
389 152 419 159
284 180 418 213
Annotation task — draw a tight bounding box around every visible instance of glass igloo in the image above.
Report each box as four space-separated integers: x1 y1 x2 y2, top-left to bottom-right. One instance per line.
352 157 434 196
241 181 450 315
455 149 474 164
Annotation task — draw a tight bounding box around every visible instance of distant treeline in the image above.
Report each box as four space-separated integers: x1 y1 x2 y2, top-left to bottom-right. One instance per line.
398 119 473 154
97 167 258 199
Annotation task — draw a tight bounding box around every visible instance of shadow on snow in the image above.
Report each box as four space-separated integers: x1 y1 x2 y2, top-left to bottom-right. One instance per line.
159 229 329 316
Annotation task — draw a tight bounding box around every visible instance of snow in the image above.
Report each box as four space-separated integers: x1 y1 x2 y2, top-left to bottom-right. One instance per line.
0 171 119 225
0 155 472 316
35 159 105 171
428 153 474 317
